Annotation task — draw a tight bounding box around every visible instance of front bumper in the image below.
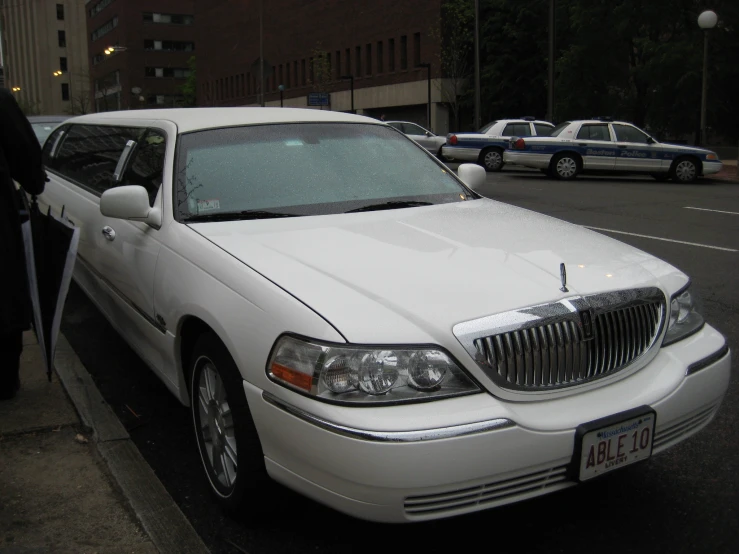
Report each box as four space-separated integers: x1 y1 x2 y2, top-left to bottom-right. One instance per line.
702 160 723 175
247 324 730 523
441 146 481 162
504 151 552 169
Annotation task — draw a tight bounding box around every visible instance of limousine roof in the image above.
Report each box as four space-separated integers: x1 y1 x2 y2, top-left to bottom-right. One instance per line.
65 108 379 133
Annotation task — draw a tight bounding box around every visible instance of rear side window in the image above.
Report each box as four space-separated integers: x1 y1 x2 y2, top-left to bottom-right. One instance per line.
42 126 67 166
502 123 532 137
120 129 167 206
577 124 611 141
534 123 554 136
53 125 141 195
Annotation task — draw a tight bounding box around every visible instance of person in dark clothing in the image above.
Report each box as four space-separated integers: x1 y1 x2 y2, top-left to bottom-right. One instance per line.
0 88 47 400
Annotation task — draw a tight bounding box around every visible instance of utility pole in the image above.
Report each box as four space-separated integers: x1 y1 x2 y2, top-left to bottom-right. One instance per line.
474 0 481 129
548 0 555 122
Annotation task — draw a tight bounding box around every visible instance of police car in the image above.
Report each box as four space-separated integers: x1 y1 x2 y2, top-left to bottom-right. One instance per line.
441 117 554 171
503 118 723 183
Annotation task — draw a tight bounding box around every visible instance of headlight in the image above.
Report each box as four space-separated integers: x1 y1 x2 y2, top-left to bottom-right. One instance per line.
267 335 481 404
663 285 704 346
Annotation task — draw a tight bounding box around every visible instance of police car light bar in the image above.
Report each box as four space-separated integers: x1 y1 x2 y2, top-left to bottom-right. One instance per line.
520 116 536 121
591 116 614 122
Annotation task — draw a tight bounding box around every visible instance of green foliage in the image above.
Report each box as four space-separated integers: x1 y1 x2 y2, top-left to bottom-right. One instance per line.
310 43 332 94
180 56 197 107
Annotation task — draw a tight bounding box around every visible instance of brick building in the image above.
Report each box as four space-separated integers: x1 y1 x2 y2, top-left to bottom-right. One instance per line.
195 0 454 134
0 0 89 115
87 0 195 111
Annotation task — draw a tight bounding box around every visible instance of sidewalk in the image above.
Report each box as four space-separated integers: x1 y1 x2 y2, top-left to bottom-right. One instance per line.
0 332 209 553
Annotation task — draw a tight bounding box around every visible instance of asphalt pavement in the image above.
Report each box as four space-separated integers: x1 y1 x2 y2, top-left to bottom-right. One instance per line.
60 168 738 554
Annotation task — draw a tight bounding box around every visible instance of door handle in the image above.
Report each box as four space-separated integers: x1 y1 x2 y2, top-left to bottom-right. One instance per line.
102 226 116 241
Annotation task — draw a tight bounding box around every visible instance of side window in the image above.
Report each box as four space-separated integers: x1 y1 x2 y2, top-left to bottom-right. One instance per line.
404 123 426 135
577 124 611 141
612 124 650 144
387 122 402 132
54 125 140 195
503 123 531 137
121 129 167 206
42 126 67 168
534 123 553 136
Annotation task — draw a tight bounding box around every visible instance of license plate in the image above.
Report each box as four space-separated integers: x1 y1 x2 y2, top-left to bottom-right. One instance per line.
576 409 655 481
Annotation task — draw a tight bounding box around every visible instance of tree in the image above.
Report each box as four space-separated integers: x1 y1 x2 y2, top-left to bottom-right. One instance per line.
16 97 41 116
179 56 197 107
310 43 332 108
432 0 474 130
66 70 92 115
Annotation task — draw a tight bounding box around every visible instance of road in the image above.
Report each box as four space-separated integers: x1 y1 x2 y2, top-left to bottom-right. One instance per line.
61 169 738 554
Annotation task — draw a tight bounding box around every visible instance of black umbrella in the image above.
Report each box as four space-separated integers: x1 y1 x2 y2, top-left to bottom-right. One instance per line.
20 195 80 381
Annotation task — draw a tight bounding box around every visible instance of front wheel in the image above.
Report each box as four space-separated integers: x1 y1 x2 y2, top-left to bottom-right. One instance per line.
436 147 446 163
550 153 581 180
479 148 504 172
190 332 268 512
671 158 699 183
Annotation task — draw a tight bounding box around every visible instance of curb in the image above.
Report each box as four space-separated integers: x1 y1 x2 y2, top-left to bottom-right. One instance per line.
54 333 210 554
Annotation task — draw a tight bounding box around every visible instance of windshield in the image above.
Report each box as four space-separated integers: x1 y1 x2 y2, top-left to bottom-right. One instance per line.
548 122 571 138
31 122 60 144
175 123 470 220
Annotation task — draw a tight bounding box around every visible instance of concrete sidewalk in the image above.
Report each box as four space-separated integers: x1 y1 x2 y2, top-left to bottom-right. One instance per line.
0 332 208 553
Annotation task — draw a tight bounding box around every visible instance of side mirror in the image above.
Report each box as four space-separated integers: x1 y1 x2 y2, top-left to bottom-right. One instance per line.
425 131 433 137
457 163 486 192
100 185 161 227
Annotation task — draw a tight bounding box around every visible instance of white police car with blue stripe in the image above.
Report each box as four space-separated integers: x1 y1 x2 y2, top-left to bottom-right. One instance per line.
504 118 722 182
442 117 554 171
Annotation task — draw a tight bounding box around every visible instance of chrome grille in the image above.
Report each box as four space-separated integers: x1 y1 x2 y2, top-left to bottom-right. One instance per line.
454 288 666 392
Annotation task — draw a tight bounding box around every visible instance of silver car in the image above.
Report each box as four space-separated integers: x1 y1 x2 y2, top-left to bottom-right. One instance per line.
386 121 446 158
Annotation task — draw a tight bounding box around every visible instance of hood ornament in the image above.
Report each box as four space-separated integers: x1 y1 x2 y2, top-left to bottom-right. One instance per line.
560 263 568 293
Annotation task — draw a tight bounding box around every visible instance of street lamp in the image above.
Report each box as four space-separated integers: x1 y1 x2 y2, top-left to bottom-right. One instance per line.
340 75 354 113
698 10 718 146
417 62 431 130
278 84 285 107
11 87 21 92
105 46 128 55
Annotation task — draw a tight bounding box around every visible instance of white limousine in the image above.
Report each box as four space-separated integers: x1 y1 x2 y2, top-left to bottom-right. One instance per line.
38 108 730 522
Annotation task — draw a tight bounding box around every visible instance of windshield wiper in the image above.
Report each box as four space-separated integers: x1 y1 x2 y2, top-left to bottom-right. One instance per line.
345 200 433 213
183 210 299 222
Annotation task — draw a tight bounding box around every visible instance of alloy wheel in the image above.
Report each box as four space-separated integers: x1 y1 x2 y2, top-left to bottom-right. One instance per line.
675 160 697 182
556 157 578 178
484 150 503 170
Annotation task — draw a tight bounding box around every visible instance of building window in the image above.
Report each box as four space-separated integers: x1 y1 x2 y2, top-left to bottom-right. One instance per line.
335 50 341 79
59 57 68 72
366 44 372 76
89 0 115 19
56 3 64 20
145 67 192 78
301 59 306 85
400 35 407 70
91 16 118 42
92 53 105 65
279 64 283 87
143 13 194 25
230 76 235 98
388 38 395 71
285 63 290 88
241 73 245 96
377 41 383 73
58 30 66 47
345 48 351 74
61 83 70 101
355 46 361 77
327 53 332 76
309 57 314 83
293 61 297 88
414 33 421 67
144 40 195 51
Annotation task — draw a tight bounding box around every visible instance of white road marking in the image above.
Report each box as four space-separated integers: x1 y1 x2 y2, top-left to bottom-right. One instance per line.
584 226 738 252
684 206 739 216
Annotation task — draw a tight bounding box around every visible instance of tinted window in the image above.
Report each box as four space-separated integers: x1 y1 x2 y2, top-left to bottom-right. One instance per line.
534 123 553 136
502 123 531 137
549 122 571 137
53 125 141 195
42 126 67 162
612 124 650 144
403 123 427 135
386 122 402 131
479 121 497 133
577 124 611 141
175 123 467 219
121 130 167 206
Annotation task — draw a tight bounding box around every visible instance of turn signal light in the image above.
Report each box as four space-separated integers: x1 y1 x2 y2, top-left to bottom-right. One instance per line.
270 362 313 391
449 134 458 145
513 138 526 149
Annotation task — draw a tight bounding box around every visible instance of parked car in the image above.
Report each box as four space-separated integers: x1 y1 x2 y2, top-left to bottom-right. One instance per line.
504 118 723 182
37 108 729 523
27 115 70 144
442 117 554 171
386 120 446 158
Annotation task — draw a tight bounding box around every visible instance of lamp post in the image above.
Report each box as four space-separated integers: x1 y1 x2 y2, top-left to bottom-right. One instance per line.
11 87 21 92
474 0 481 130
340 74 354 113
698 10 718 146
417 62 431 130
104 46 128 55
278 84 285 107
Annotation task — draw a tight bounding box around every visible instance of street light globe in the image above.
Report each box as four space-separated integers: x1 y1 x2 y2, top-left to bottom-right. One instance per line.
698 10 718 29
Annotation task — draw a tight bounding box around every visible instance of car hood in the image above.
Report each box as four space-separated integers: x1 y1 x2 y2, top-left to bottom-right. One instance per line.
189 200 684 345
658 142 716 155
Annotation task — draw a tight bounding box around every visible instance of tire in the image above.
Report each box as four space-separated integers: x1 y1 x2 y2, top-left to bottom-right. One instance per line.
550 152 581 180
651 173 670 182
670 157 699 183
190 332 268 513
479 148 504 172
436 147 446 163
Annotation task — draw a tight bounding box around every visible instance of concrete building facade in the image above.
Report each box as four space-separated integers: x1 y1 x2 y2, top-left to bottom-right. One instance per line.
87 0 195 112
194 0 454 134
0 0 89 115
